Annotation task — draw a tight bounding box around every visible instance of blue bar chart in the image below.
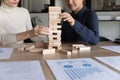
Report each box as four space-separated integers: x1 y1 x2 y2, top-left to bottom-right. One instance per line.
46 58 120 80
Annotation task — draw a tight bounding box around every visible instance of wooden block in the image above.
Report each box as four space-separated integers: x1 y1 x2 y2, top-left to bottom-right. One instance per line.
29 48 43 53
50 25 61 28
59 49 71 55
49 30 61 34
49 37 61 41
18 45 35 51
53 42 61 46
72 49 79 53
49 7 61 12
48 42 61 46
49 20 61 26
25 45 35 51
50 26 61 31
18 46 25 51
49 35 61 39
49 19 61 23
42 49 55 55
79 47 91 53
48 45 61 49
72 44 85 53
48 40 61 43
49 13 61 20
72 44 85 49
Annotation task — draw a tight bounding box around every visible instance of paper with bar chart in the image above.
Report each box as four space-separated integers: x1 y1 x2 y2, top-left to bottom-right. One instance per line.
46 58 120 80
100 46 120 53
0 48 13 59
0 61 45 80
96 56 120 71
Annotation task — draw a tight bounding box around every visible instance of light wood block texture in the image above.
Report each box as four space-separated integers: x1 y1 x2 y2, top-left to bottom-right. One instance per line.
48 6 62 50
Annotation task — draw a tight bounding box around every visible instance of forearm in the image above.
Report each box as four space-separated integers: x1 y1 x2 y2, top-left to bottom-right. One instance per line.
73 20 99 44
16 25 50 42
16 29 35 42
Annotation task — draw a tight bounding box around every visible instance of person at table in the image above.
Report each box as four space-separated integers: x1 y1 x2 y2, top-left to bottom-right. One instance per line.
60 0 99 45
0 0 50 46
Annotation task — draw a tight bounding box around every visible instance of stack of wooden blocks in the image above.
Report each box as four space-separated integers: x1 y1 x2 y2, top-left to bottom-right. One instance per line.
41 6 62 55
48 7 62 50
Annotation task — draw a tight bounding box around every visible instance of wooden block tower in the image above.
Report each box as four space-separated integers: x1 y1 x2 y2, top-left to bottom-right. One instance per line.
48 7 62 50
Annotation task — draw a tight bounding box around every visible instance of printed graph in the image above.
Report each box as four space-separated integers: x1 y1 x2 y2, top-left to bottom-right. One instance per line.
46 58 120 80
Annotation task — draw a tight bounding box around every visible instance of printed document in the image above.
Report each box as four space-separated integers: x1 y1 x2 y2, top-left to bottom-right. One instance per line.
96 56 120 71
0 48 13 59
100 46 120 53
0 61 45 80
46 58 120 80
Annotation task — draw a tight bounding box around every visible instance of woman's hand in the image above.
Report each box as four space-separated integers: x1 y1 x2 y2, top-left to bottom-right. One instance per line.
16 25 50 42
59 12 75 26
30 25 50 37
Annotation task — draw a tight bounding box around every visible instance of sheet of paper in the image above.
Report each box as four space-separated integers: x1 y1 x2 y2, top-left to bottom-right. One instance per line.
100 46 120 53
46 58 120 80
0 61 45 80
96 56 120 71
0 48 13 59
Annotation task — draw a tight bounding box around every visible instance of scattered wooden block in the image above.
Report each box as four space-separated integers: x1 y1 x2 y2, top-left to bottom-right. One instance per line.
42 49 56 55
29 48 43 53
79 47 91 53
25 45 35 51
72 44 91 54
72 49 79 54
72 44 85 49
18 46 25 51
18 45 35 52
59 49 71 55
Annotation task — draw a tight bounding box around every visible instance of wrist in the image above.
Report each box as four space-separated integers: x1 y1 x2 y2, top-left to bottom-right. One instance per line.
70 20 75 26
28 30 36 38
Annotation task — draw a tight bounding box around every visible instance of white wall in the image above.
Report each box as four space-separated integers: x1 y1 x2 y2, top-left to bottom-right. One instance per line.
55 0 71 12
31 0 50 12
97 11 120 40
55 0 64 9
30 13 48 26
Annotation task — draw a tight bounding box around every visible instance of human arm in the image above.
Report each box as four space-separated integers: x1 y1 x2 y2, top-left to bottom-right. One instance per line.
60 12 99 45
0 25 49 46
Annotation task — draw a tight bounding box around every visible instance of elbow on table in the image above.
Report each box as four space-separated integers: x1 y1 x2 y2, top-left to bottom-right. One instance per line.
89 37 100 45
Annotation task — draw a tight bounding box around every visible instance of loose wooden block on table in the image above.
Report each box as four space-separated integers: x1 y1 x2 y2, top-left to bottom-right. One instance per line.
18 45 35 51
29 48 43 53
59 49 72 56
72 44 85 49
79 47 91 53
72 44 91 53
42 49 56 55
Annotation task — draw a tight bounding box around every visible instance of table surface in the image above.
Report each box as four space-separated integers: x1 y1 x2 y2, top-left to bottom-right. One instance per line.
0 41 120 80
